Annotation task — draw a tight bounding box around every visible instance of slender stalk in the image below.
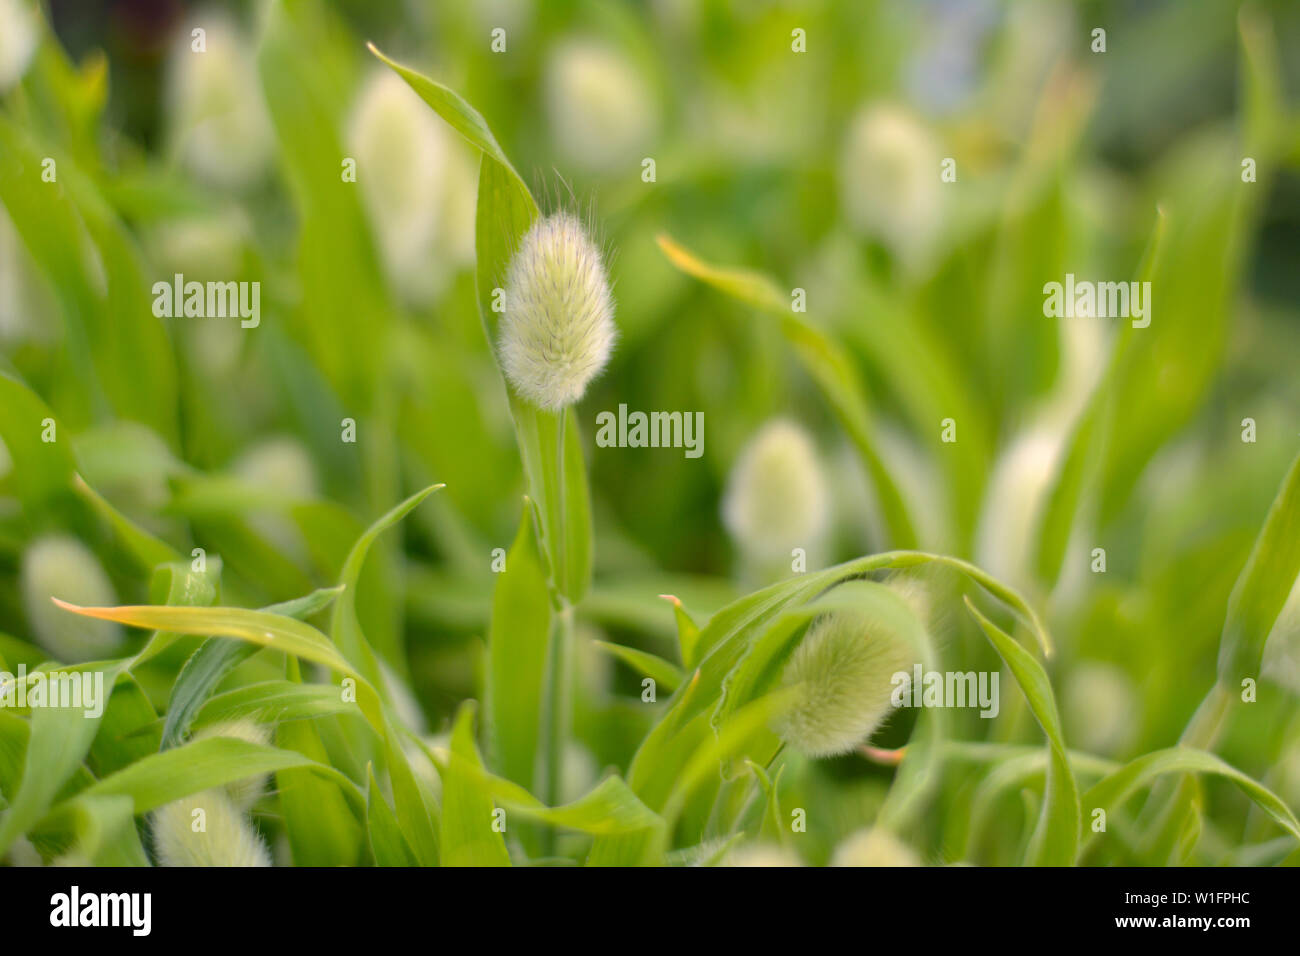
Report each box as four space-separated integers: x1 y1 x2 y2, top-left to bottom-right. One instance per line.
541 412 573 848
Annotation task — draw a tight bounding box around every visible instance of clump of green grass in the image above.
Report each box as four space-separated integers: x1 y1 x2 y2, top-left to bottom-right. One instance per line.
0 1 1297 869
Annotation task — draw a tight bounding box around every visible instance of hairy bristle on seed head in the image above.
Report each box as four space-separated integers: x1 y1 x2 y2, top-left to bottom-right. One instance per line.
499 212 615 411
778 605 917 758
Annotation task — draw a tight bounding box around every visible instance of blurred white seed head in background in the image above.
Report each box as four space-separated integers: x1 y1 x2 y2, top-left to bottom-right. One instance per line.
232 436 318 500
545 39 657 174
165 13 273 189
0 0 38 92
347 70 476 305
153 789 271 867
20 535 123 662
724 843 803 867
500 212 616 411
839 103 944 274
974 428 1064 592
722 419 829 564
1062 661 1138 755
831 827 922 866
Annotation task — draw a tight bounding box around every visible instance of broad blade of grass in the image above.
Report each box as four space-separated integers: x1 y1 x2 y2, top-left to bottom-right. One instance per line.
74 735 362 815
591 641 684 694
160 586 345 749
0 662 123 856
1083 747 1300 847
330 483 443 689
367 766 417 866
439 702 510 866
0 375 76 517
486 503 551 791
1217 450 1300 686
965 598 1080 866
193 680 354 728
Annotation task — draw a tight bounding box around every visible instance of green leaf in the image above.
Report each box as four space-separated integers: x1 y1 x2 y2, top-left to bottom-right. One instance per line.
1218 450 1300 686
367 44 527 192
1033 208 1168 587
367 766 417 867
76 735 362 815
591 641 684 694
276 683 366 868
662 594 702 669
1083 747 1300 847
72 474 181 570
486 503 552 791
129 558 223 668
331 484 444 691
0 662 123 855
380 716 440 866
656 234 917 549
260 3 392 404
439 702 511 866
156 582 351 750
0 374 76 517
965 598 1080 865
193 681 354 728
55 601 382 728
0 118 178 441
42 794 148 866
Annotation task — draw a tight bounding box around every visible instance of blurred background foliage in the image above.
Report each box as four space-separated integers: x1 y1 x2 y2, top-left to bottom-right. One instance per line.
2 0 1299 864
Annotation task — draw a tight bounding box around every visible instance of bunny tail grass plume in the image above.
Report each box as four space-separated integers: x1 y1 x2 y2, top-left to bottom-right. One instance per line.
724 843 803 867
21 535 123 662
722 419 829 565
164 12 272 189
545 39 657 173
347 70 475 304
153 790 271 867
831 828 921 867
0 0 38 91
777 604 916 758
191 719 273 809
839 102 943 273
500 212 616 411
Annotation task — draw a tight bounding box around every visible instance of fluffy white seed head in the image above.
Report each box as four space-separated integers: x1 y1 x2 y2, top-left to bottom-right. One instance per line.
545 39 657 173
347 70 476 304
1062 662 1138 755
20 535 122 662
0 0 38 92
975 429 1064 590
191 719 273 809
722 419 829 564
499 213 616 411
839 103 943 271
777 606 916 758
724 842 803 867
165 14 272 189
152 789 271 867
232 436 318 500
831 828 921 867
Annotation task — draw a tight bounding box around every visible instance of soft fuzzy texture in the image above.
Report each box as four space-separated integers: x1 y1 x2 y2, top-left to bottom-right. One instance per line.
722 419 829 563
191 719 273 809
499 213 615 411
831 828 921 867
778 607 916 757
20 535 122 663
152 790 271 867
